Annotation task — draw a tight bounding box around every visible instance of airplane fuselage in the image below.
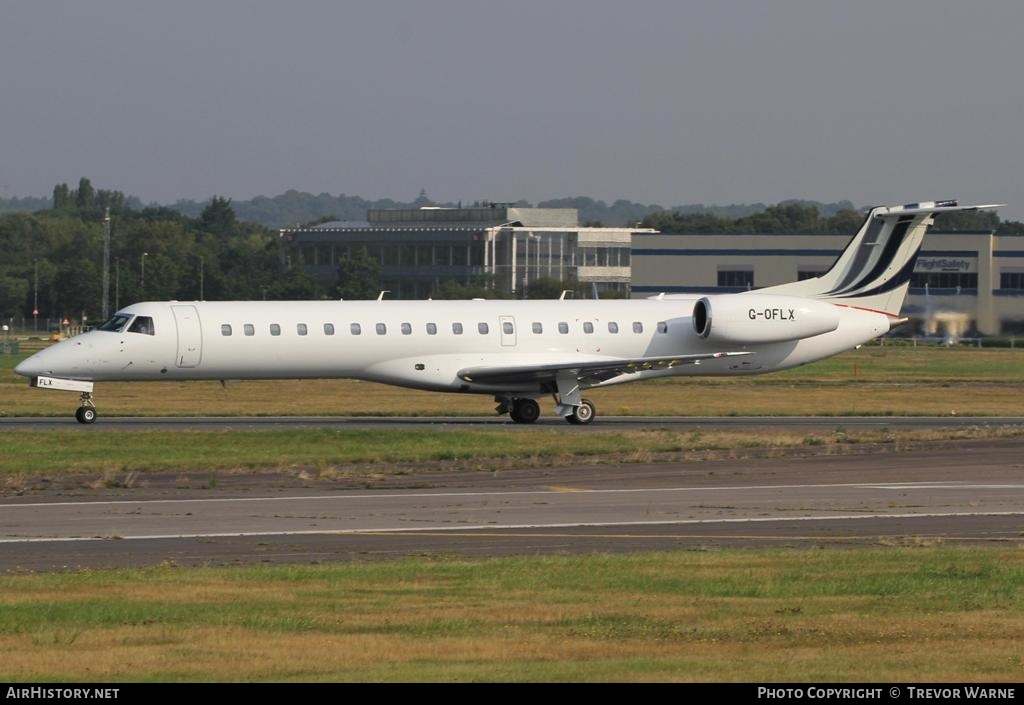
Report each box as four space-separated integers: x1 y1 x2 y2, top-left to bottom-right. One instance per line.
19 298 889 395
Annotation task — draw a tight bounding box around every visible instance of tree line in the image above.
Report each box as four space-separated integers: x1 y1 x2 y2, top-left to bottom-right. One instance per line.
16 185 1017 231
0 180 383 327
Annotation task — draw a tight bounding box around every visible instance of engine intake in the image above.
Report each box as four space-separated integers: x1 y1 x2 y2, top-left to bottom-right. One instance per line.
693 294 840 344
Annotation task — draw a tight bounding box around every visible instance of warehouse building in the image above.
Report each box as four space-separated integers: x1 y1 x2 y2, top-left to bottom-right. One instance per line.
281 205 652 299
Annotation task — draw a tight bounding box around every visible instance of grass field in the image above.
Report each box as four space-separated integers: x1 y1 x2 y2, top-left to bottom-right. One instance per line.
1 548 1022 682
0 424 1021 479
1 345 1022 418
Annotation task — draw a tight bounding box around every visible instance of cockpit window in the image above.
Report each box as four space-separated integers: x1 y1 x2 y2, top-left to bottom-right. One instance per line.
98 314 131 332
128 316 155 336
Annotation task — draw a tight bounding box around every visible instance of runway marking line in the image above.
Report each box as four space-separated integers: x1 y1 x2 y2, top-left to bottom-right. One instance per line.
4 480 1021 510
2 510 1023 544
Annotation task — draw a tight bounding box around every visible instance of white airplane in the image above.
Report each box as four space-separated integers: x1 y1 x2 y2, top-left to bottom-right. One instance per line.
15 200 1001 425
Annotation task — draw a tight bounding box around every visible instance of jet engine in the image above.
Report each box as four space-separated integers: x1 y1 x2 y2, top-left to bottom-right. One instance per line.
693 294 841 344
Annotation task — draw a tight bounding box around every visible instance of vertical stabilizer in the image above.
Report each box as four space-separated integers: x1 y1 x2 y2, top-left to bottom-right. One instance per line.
760 201 1002 316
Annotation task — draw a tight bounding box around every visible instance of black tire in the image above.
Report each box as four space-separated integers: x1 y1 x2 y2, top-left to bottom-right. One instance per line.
513 398 540 424
75 406 97 425
566 399 595 425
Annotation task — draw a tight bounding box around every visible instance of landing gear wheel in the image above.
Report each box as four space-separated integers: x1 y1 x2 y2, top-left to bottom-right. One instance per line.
510 398 540 424
75 406 97 424
75 391 97 425
566 398 595 425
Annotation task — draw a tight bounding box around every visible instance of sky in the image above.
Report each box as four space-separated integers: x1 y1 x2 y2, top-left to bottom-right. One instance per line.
1 0 1022 218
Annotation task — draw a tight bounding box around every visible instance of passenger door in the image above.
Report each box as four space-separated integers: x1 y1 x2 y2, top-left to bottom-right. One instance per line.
172 305 203 367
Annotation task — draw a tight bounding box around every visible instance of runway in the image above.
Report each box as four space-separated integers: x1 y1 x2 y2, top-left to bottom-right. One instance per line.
3 414 1024 431
3 438 1024 570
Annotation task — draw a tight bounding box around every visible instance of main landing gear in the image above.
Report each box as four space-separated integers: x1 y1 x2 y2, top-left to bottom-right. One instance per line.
508 398 541 424
497 396 596 425
566 398 595 425
75 391 97 425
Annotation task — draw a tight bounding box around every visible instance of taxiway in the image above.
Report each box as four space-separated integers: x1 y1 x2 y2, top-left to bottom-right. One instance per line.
2 437 1022 570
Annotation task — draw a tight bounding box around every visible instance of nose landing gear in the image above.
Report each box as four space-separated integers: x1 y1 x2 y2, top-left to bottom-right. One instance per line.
75 392 97 424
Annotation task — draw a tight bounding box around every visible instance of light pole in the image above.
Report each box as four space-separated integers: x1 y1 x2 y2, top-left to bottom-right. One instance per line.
141 252 149 300
101 208 111 319
199 255 204 301
521 232 540 296
115 258 120 311
32 260 38 332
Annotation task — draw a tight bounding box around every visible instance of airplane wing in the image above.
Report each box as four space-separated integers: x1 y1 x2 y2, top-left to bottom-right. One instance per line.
457 351 753 386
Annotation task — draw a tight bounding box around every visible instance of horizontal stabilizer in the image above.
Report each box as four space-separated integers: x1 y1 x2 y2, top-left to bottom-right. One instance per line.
878 201 1005 216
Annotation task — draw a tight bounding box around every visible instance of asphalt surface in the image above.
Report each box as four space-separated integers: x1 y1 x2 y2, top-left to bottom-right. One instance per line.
3 414 1024 431
3 437 1024 571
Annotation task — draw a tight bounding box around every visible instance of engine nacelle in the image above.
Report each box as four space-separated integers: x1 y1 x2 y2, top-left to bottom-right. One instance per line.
693 294 841 344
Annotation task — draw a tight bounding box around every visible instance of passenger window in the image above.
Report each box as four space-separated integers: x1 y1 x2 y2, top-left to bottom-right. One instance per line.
324 323 335 335
632 322 643 334
297 323 308 336
532 322 543 334
502 322 514 334
608 322 619 334
221 324 232 336
401 322 412 335
350 323 361 335
478 322 489 334
657 321 668 334
453 322 464 335
244 323 255 336
426 323 437 335
270 324 281 336
128 316 155 336
558 322 569 334
376 323 387 335
583 322 594 334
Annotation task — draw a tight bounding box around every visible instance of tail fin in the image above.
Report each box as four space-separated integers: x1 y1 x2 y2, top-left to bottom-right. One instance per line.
761 200 1003 316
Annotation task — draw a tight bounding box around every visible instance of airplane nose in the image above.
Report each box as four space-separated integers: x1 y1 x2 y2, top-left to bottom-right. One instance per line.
14 345 68 378
14 355 42 378
14 338 97 379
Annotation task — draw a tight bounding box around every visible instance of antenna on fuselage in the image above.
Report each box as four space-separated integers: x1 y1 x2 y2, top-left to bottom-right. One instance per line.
377 290 390 301
559 290 573 300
